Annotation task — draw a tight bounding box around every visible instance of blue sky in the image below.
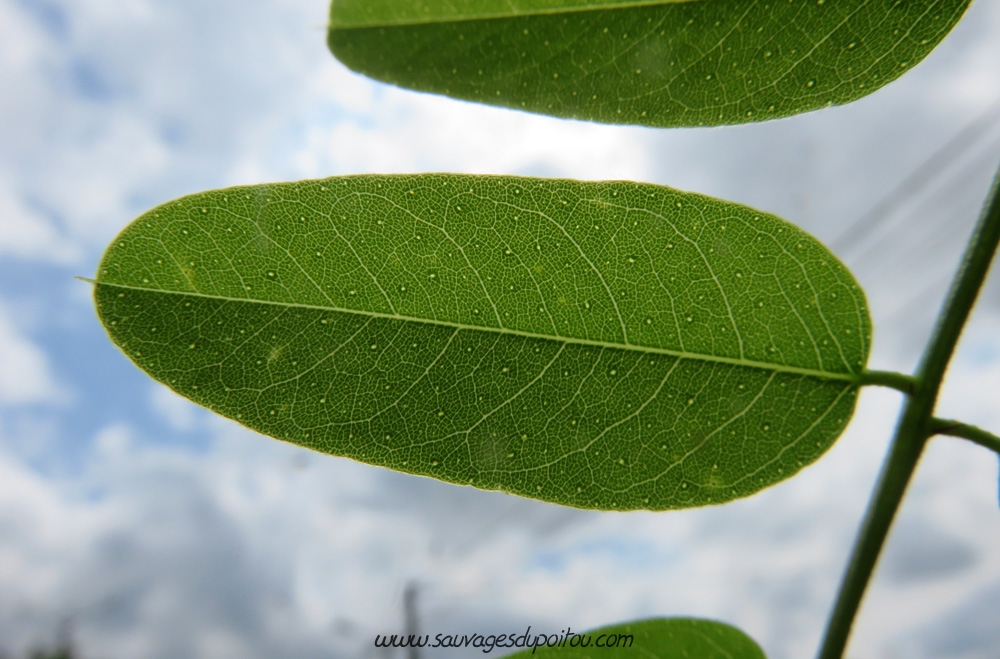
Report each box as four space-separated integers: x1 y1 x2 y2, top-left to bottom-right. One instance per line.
2 1 1000 657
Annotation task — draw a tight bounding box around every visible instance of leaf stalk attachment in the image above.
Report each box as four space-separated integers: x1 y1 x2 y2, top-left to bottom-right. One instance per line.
858 370 915 395
930 417 1000 454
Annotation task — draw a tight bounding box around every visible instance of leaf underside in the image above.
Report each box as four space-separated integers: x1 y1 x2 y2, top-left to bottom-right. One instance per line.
95 174 870 511
327 0 970 128
504 617 766 659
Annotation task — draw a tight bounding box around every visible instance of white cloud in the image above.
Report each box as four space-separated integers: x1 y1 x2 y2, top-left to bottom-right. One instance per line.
272 65 655 183
0 0 49 155
0 182 82 265
0 300 64 406
148 384 201 433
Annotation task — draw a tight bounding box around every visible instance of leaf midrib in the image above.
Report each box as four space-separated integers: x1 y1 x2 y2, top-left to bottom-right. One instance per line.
329 0 704 29
96 280 859 384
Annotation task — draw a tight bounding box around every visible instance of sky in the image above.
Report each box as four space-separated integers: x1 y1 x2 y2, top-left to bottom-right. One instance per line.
1 0 1000 657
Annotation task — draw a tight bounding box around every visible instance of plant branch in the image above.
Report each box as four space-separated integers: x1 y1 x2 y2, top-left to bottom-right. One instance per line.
930 417 1000 454
818 164 1000 659
858 370 916 394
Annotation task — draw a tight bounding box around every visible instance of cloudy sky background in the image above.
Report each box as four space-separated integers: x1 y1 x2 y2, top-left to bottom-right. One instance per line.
2 0 1000 657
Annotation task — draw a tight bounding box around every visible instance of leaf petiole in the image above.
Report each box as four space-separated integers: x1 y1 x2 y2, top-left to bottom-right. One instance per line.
929 417 1000 454
857 370 916 395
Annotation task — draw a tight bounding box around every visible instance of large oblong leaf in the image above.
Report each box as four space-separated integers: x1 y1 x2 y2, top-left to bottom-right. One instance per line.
94 174 870 510
327 0 970 128
504 618 766 659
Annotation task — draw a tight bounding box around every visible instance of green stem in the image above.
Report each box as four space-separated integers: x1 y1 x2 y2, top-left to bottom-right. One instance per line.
818 164 1000 659
930 417 1000 454
858 370 916 395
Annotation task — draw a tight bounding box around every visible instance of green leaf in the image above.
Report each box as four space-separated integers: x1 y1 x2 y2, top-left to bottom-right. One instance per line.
94 174 870 510
506 618 766 658
327 0 970 128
